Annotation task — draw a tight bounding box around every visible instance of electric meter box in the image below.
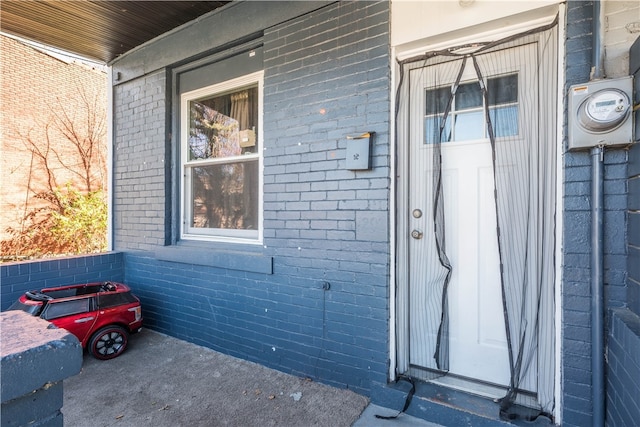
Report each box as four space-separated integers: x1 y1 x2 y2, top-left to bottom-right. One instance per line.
568 76 633 151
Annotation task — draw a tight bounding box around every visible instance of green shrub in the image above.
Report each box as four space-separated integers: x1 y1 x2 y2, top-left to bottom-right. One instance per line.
1 186 107 260
50 186 107 254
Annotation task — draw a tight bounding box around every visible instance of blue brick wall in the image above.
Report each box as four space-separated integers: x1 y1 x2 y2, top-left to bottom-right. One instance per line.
607 309 640 427
562 4 598 425
628 128 640 316
116 1 391 396
604 149 630 308
562 2 630 426
0 253 124 311
606 40 640 425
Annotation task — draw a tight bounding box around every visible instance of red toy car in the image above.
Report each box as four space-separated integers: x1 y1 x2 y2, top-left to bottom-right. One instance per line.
8 281 143 360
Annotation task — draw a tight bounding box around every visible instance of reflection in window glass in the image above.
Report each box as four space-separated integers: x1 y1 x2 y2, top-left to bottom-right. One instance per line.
189 86 258 161
99 293 136 308
455 82 482 110
190 161 258 231
488 75 518 106
426 87 451 115
43 299 89 320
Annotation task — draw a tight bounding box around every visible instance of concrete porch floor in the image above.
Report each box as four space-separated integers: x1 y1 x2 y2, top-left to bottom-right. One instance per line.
62 329 439 427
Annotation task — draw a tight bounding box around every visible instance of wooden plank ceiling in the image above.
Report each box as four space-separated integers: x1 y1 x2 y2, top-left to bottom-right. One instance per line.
0 1 231 63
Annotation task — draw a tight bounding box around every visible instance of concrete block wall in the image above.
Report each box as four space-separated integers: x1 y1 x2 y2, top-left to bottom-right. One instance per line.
117 1 391 395
1 311 82 427
562 1 630 426
0 252 124 311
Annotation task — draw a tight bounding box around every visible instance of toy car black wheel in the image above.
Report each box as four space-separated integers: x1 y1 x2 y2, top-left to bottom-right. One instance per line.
89 326 129 360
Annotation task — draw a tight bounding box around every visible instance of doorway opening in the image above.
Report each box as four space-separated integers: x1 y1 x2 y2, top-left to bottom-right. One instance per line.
395 18 558 419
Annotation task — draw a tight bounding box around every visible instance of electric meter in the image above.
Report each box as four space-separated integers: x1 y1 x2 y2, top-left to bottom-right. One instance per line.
577 89 630 133
568 76 634 151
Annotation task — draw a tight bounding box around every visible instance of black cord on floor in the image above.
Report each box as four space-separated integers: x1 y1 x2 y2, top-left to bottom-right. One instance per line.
374 376 416 420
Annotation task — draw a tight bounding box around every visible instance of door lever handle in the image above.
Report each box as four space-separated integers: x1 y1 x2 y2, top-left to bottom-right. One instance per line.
74 316 95 323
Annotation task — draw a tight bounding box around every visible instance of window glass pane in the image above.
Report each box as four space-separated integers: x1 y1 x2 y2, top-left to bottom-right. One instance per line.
487 74 518 106
43 299 89 320
453 111 484 141
190 160 258 230
489 106 519 137
425 87 451 115
424 114 451 144
455 82 482 110
99 293 136 308
189 86 258 161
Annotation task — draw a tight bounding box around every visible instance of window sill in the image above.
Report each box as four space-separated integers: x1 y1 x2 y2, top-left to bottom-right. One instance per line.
155 245 272 274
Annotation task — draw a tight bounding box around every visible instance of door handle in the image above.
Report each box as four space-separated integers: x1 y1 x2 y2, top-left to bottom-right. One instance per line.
411 229 423 239
74 316 95 323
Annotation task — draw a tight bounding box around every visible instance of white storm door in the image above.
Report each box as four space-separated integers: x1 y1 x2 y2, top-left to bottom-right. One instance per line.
407 44 537 390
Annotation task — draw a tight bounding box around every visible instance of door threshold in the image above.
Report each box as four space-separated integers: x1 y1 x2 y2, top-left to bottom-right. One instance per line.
430 375 541 411
409 366 540 410
429 375 504 400
396 378 554 426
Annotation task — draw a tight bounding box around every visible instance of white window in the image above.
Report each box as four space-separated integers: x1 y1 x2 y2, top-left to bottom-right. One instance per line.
424 73 519 144
181 71 263 243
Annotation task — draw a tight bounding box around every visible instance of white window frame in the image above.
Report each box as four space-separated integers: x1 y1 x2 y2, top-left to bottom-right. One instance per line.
180 71 264 244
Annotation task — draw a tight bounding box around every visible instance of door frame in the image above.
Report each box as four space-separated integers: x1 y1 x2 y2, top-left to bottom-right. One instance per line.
388 4 565 422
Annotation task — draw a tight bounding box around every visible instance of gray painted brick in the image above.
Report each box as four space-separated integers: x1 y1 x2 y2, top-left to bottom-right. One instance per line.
311 180 339 191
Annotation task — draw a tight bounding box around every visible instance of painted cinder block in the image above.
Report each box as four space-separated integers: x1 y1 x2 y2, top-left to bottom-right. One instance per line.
1 311 82 427
0 253 124 311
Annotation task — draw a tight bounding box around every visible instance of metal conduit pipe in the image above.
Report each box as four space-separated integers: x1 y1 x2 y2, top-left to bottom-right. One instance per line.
591 1 606 426
591 146 605 427
591 0 605 80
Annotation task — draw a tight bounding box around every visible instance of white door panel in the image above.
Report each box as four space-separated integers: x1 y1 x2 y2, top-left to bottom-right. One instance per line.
408 43 537 391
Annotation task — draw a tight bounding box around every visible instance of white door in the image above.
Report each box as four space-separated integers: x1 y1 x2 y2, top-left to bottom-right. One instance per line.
407 44 537 391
